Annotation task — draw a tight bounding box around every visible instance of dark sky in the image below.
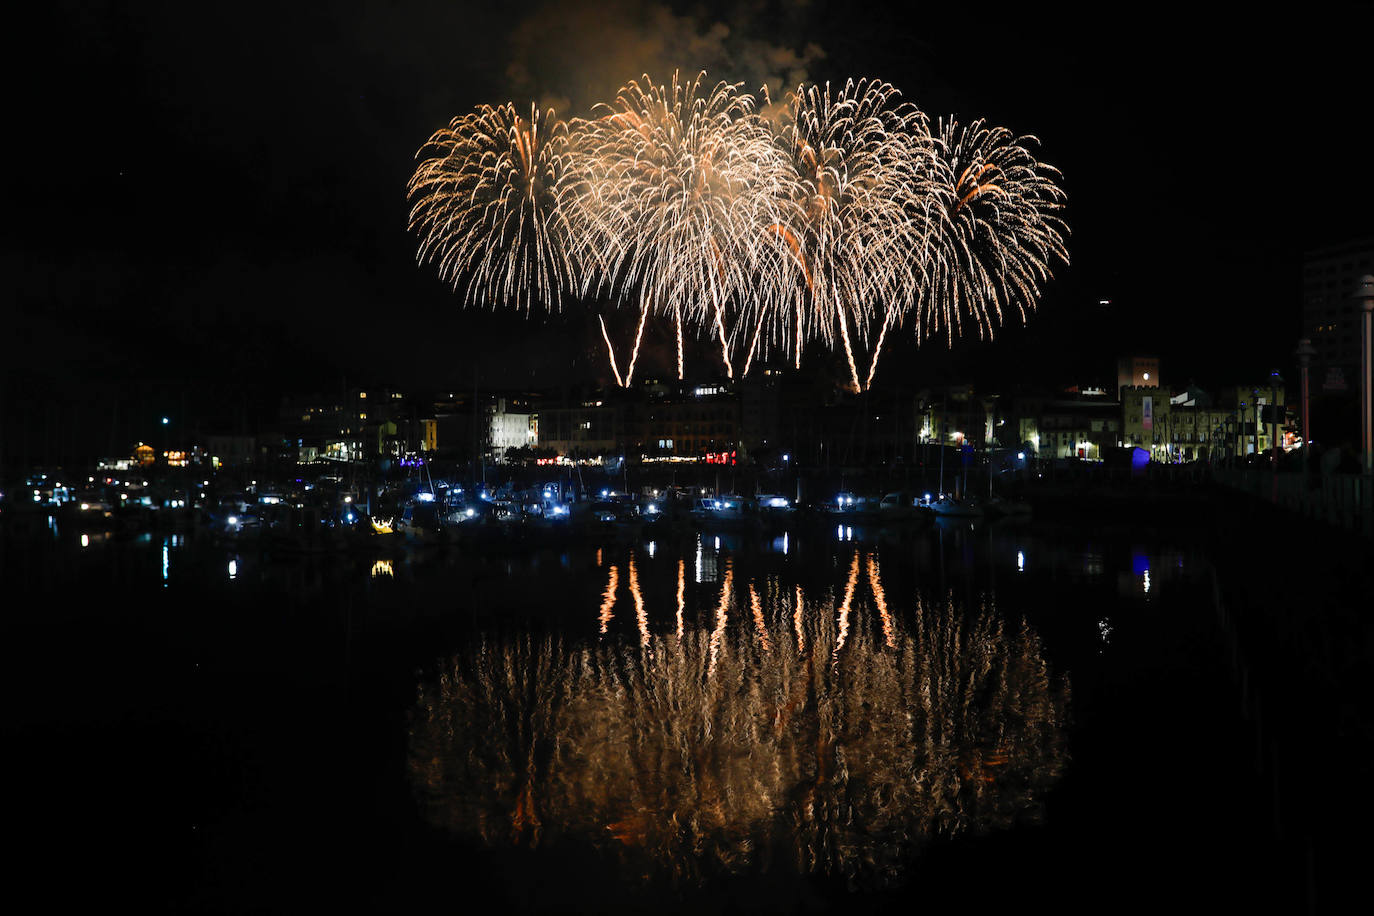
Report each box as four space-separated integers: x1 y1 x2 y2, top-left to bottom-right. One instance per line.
5 1 1372 455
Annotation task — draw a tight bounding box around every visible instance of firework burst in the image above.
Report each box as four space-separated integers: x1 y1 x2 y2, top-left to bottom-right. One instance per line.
771 79 940 389
407 102 575 313
564 71 792 382
920 119 1069 349
407 79 1068 391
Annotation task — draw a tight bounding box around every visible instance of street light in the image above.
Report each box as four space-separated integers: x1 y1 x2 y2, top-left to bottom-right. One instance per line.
1355 275 1374 475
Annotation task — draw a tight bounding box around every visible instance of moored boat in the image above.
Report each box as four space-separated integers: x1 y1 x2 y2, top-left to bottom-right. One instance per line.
930 496 984 518
690 495 762 530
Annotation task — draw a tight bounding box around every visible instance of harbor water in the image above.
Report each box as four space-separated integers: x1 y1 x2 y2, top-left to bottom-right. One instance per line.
3 510 1331 912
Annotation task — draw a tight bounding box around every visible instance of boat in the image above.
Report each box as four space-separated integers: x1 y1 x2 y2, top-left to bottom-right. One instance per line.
756 494 796 528
930 496 984 518
690 495 762 530
819 491 879 522
395 498 447 544
876 491 926 524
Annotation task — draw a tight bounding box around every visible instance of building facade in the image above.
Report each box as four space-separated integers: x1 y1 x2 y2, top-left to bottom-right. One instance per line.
1302 238 1374 394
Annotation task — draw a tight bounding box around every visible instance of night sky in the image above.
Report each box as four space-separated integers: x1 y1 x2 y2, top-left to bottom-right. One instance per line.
5 1 1371 457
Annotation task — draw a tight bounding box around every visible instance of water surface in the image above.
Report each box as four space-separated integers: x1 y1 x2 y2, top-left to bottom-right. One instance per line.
2 516 1294 911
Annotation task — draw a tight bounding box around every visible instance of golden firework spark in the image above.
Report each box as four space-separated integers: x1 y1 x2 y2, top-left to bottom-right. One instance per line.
920 119 1070 350
769 79 940 389
407 77 1068 390
408 102 576 313
563 72 792 382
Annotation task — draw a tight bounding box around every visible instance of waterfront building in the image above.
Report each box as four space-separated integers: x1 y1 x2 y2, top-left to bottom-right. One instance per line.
205 434 258 468
643 382 741 458
1302 237 1374 395
536 392 623 458
1009 389 1119 460
1219 384 1290 457
486 397 538 461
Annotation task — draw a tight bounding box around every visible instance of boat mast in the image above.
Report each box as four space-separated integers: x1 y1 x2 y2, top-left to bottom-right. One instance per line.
938 392 946 498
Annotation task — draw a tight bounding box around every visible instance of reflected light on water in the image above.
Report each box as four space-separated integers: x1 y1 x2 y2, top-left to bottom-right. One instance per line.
629 557 649 648
868 556 896 649
228 558 238 579
832 553 859 663
410 550 1070 888
81 533 89 548
675 558 685 640
749 583 771 653
707 562 732 676
371 559 394 578
599 565 619 634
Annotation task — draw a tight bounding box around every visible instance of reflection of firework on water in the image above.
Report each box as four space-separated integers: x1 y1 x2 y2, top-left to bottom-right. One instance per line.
922 119 1070 347
564 72 791 383
407 103 574 313
409 554 1069 887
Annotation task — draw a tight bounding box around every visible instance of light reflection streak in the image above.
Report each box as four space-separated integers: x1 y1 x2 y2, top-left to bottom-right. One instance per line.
867 555 895 649
371 559 394 578
411 554 1069 888
629 557 649 648
676 558 685 640
707 562 733 677
599 565 619 634
749 583 771 653
832 552 860 663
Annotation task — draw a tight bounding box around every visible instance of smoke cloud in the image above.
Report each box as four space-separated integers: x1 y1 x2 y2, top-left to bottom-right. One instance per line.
505 0 825 116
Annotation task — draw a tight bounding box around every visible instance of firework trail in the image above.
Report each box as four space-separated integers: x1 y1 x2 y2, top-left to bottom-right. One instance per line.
408 103 576 313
